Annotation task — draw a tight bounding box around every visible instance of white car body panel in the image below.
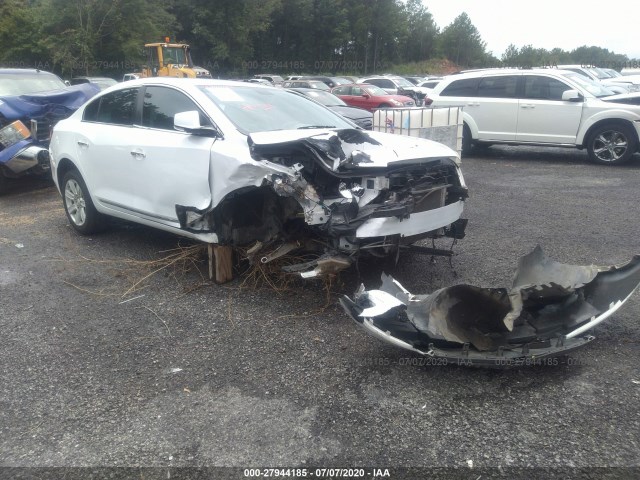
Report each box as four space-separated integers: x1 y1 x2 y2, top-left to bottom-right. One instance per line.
470 98 518 141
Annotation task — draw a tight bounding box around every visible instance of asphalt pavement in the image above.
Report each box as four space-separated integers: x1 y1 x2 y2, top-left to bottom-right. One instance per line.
1 146 639 479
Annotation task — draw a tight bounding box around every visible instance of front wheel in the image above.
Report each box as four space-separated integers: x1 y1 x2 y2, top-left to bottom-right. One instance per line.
587 123 637 165
461 124 473 156
62 170 105 234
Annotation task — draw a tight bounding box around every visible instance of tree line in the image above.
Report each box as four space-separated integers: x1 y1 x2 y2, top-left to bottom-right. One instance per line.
0 0 635 79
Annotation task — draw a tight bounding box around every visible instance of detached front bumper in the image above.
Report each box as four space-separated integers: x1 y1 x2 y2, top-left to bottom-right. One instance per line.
340 246 640 367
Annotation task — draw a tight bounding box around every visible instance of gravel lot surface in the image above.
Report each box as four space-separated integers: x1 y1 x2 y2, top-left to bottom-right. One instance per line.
1 146 639 479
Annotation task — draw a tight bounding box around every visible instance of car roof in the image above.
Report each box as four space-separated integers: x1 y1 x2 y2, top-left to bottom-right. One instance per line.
444 68 578 80
72 76 114 81
110 77 265 89
0 68 59 76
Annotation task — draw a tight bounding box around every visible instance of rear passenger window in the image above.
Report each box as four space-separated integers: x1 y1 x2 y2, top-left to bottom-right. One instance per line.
83 97 100 122
333 86 350 95
477 76 518 98
83 88 138 125
440 78 479 96
367 79 393 88
142 86 208 130
523 76 572 101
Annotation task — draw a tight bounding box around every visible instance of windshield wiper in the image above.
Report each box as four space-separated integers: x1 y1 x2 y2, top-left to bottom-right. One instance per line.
297 125 336 129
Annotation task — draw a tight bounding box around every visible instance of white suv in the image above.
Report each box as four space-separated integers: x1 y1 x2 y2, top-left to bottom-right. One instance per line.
430 69 640 164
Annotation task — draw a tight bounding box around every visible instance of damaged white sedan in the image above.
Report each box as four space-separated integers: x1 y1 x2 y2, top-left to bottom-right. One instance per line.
50 78 467 276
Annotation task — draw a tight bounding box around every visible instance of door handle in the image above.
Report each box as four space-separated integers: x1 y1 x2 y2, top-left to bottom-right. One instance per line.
77 140 88 147
466 102 480 107
130 149 146 159
521 104 536 109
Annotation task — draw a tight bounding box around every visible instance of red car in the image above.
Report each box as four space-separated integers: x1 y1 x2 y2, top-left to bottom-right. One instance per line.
331 83 416 111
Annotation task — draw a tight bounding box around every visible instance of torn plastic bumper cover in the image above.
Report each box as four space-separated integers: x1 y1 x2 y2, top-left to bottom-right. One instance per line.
340 246 640 366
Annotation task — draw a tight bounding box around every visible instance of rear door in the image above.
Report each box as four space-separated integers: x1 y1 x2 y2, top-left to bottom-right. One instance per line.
515 74 583 143
472 75 519 141
75 87 143 209
348 86 371 109
333 86 358 107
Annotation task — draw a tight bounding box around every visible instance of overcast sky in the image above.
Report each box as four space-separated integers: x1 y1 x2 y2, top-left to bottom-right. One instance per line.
424 0 640 60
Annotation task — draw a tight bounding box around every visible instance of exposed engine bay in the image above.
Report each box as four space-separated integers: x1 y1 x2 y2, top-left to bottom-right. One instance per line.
178 129 468 278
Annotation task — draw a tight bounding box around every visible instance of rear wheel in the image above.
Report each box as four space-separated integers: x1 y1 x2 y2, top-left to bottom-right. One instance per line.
62 170 105 234
587 123 637 165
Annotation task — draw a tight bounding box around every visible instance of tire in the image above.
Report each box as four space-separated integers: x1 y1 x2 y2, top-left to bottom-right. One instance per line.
62 170 105 234
461 124 473 156
587 123 637 165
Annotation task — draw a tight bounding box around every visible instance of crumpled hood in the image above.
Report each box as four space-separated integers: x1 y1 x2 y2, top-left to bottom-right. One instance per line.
249 128 458 169
0 83 99 121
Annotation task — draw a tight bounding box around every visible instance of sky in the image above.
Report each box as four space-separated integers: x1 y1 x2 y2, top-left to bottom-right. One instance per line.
424 0 640 60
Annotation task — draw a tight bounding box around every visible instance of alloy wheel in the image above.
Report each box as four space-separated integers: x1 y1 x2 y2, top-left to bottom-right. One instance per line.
64 179 87 226
592 130 628 163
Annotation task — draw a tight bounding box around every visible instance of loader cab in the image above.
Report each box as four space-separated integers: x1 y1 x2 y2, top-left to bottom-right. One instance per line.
143 37 195 78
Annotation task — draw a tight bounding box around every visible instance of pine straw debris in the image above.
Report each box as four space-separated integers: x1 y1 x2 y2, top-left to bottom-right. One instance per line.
56 241 345 305
55 243 209 299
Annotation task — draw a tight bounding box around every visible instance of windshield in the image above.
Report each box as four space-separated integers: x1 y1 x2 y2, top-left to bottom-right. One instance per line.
588 68 609 80
162 46 189 65
299 90 346 106
362 85 390 96
200 85 353 133
308 81 330 91
0 72 66 96
561 72 616 97
90 78 117 90
393 77 414 87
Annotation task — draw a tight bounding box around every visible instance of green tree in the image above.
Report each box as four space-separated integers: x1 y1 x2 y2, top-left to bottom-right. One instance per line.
438 12 488 68
0 0 49 66
399 0 438 63
171 0 280 72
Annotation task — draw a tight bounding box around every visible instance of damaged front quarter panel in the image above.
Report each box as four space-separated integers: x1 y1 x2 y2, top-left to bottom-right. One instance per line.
340 246 640 367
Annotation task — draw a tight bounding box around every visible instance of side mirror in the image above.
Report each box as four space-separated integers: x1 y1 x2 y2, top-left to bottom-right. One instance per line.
174 111 220 137
562 90 583 102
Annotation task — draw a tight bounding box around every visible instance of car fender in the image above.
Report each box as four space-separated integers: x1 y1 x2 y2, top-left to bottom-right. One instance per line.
576 106 640 145
48 124 84 192
462 111 480 139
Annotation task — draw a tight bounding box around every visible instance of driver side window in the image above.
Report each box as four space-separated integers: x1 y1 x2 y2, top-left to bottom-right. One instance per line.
142 86 210 130
524 76 572 101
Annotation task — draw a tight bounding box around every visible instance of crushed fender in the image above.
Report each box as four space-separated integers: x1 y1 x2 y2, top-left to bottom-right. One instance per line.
340 246 640 367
